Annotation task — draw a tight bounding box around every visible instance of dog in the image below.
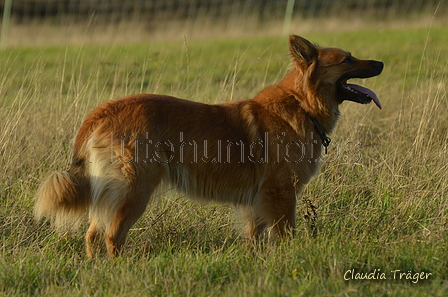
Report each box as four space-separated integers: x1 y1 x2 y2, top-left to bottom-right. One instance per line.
35 35 383 258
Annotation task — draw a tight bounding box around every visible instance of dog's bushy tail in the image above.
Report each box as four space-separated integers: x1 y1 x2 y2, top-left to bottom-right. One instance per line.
34 168 90 231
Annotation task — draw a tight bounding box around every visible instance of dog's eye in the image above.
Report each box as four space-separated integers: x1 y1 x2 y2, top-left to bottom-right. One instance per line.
342 57 353 64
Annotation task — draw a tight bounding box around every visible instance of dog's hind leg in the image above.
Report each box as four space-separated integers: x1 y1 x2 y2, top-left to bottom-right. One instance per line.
85 219 102 259
103 166 164 258
104 204 145 257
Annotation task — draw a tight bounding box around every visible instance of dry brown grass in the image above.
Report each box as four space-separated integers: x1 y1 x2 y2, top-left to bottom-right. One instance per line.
3 12 448 47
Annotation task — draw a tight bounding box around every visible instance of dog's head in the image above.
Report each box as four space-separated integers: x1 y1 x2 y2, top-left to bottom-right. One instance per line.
289 35 384 109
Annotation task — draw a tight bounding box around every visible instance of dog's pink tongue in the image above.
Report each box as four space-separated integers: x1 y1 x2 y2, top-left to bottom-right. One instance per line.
348 84 382 109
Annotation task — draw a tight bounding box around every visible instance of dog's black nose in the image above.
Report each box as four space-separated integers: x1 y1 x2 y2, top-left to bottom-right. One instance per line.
375 61 384 70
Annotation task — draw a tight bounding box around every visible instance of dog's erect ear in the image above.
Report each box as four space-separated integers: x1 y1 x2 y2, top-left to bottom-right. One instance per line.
289 35 319 65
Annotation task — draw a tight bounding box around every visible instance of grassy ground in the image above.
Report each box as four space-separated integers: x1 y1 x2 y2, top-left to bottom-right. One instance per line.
1 23 447 296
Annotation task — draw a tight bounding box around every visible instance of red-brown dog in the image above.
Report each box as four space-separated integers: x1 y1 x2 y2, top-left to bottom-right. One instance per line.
35 35 383 258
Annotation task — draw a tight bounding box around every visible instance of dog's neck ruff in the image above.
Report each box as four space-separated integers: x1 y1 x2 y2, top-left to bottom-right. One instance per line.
278 86 332 153
305 112 331 153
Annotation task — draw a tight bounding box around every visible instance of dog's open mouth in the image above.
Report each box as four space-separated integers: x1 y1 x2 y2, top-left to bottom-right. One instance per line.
339 80 382 109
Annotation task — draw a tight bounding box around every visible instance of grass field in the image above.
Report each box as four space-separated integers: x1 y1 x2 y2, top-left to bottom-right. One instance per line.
1 20 447 296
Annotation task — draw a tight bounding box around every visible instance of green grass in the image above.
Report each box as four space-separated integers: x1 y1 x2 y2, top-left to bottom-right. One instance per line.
1 25 448 296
